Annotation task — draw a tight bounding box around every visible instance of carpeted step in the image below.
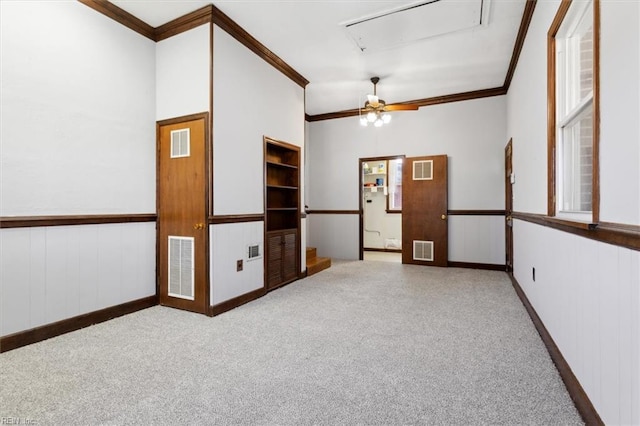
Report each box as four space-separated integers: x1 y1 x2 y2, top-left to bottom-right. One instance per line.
307 255 331 276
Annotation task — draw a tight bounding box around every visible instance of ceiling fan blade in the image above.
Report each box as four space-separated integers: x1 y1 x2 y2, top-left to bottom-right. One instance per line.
384 104 419 111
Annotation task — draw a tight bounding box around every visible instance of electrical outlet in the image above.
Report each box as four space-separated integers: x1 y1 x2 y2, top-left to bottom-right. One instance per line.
237 259 243 272
532 267 536 282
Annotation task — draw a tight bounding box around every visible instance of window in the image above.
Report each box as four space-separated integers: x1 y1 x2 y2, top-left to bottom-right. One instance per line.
387 158 403 212
548 0 599 223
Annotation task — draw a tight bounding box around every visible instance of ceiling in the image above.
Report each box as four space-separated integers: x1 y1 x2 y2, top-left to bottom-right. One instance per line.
112 0 527 116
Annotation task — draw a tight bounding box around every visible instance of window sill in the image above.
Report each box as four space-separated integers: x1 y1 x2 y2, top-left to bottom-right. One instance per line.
512 212 639 251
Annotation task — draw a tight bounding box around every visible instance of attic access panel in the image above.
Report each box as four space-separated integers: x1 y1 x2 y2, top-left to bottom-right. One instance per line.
344 0 486 52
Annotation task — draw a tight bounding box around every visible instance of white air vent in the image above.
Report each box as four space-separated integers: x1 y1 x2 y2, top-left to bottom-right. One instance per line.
170 128 190 158
413 160 433 180
168 236 194 300
247 244 262 261
413 240 434 262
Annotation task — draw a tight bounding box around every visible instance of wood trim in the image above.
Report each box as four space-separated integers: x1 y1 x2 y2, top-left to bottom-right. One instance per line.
0 296 157 353
546 1 572 216
0 214 156 229
503 0 538 90
77 0 155 41
448 261 506 271
211 5 308 88
508 274 604 425
209 214 265 224
364 248 402 253
154 5 213 42
306 210 360 215
209 287 266 316
156 112 209 127
447 209 506 216
591 0 601 223
513 212 640 251
306 87 507 122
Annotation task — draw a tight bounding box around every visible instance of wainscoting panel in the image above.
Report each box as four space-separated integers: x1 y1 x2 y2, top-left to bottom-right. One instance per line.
513 219 639 425
210 221 264 306
448 215 505 265
0 223 156 337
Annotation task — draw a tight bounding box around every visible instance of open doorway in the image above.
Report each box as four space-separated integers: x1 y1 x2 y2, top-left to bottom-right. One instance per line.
359 155 404 262
359 154 449 266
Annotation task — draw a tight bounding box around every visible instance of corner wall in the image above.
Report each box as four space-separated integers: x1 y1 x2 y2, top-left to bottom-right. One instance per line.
0 1 157 337
506 1 640 423
211 25 305 305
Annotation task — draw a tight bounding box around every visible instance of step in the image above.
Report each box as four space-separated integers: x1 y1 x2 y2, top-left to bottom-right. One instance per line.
307 256 331 276
306 247 317 262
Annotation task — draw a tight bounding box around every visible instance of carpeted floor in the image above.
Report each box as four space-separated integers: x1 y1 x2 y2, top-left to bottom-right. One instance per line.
0 260 582 425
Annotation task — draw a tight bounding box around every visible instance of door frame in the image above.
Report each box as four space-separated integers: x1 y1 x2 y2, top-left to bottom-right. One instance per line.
358 155 405 260
505 138 514 272
156 112 212 315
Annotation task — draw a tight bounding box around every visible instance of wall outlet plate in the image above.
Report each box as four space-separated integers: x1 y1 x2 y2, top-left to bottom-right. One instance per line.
237 259 243 271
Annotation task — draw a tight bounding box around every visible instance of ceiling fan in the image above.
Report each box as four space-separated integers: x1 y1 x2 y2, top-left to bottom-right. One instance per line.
360 77 418 127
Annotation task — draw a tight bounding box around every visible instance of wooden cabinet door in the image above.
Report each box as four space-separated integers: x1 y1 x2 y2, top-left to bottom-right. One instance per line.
267 232 283 289
282 230 298 282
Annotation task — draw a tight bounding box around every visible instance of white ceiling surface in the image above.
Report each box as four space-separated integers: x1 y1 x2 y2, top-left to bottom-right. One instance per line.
112 0 526 115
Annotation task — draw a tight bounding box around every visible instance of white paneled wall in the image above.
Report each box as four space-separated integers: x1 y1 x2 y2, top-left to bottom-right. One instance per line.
513 220 640 425
210 222 264 306
307 215 360 260
448 216 505 265
0 223 156 336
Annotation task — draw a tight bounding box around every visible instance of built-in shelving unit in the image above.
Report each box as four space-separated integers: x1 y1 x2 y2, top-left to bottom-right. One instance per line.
264 137 300 289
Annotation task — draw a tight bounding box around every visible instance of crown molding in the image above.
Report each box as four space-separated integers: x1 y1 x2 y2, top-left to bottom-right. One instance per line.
78 0 155 40
305 86 507 122
154 5 213 42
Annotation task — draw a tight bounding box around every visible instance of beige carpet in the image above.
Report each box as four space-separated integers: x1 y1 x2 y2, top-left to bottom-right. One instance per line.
0 260 582 425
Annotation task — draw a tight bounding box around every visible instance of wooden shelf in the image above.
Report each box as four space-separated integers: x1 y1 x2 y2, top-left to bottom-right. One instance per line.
266 160 298 170
267 184 297 190
265 137 300 289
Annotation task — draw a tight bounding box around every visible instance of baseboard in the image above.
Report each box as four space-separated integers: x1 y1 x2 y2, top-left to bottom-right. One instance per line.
364 248 402 253
447 261 506 271
0 295 158 353
209 287 267 316
508 274 603 425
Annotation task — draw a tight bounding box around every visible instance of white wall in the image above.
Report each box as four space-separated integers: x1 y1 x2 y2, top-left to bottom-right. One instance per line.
0 224 156 336
211 25 305 304
507 1 640 424
156 24 209 121
0 1 156 216
0 2 157 337
307 96 507 261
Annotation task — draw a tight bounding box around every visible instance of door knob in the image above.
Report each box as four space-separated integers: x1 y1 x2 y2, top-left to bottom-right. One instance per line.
441 214 447 220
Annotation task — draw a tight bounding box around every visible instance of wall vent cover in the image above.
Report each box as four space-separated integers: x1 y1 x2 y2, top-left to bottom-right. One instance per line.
413 240 434 262
248 244 262 260
168 236 195 300
170 128 190 158
413 160 433 180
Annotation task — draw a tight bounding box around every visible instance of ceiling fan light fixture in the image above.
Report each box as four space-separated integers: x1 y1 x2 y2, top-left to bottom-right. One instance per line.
360 117 368 126
366 112 377 123
382 113 392 124
374 118 384 127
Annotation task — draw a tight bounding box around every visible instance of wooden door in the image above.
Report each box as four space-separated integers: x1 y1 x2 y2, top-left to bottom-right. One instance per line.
402 155 448 267
157 115 209 314
505 139 514 272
